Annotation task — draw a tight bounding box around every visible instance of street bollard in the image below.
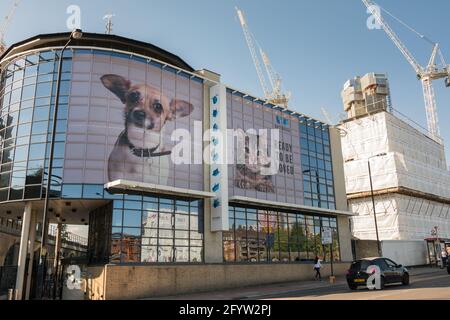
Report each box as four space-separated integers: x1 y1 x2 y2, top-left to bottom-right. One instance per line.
7 289 16 300
329 276 336 284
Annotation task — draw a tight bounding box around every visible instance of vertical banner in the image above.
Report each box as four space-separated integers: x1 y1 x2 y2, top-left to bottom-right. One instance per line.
210 84 229 232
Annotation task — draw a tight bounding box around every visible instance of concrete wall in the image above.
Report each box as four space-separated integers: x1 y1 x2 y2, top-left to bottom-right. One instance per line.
201 74 224 263
381 240 428 267
329 127 348 212
353 240 379 260
337 216 353 262
86 262 350 300
84 266 107 300
330 127 353 263
353 239 428 266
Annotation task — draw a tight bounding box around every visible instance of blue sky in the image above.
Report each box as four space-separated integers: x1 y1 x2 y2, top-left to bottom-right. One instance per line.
2 0 450 162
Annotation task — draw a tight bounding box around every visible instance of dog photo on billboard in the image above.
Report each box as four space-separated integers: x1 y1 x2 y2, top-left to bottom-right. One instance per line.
101 74 193 184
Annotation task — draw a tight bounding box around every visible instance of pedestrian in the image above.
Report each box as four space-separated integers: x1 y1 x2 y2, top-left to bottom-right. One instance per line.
314 256 322 281
441 249 448 268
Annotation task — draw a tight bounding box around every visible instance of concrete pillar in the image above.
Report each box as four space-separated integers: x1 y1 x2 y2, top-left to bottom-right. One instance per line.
53 223 62 270
14 202 32 300
25 212 37 300
200 73 225 263
338 215 354 262
329 127 348 212
203 201 224 263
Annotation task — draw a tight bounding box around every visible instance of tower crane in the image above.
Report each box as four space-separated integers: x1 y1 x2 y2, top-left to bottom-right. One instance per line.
362 0 450 142
0 0 21 55
235 7 291 108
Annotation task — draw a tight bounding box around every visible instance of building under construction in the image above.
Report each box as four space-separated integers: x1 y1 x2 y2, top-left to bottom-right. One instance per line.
340 72 450 266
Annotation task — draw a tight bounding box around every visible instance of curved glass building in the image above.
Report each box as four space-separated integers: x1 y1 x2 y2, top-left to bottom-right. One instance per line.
0 33 353 299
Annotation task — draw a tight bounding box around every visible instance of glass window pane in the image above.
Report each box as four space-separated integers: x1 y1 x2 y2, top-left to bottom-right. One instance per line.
32 121 48 135
24 185 41 199
26 168 43 185
33 106 49 121
158 246 174 262
53 142 65 158
141 246 157 263
14 145 28 162
36 82 52 97
82 184 103 198
28 143 46 160
112 209 123 227
124 200 141 210
17 124 31 137
122 227 141 237
62 184 82 198
21 85 35 100
123 210 141 228
38 61 54 74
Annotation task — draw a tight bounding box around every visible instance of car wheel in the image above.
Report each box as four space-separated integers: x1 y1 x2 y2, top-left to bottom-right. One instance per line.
402 273 410 286
348 284 358 290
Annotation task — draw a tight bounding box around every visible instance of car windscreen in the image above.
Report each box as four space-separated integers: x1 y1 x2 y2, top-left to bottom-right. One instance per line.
350 260 372 271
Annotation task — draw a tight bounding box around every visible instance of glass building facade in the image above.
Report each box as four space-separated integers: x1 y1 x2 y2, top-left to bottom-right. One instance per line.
111 195 203 263
0 47 206 265
0 50 72 202
223 205 340 263
0 33 349 270
299 116 336 209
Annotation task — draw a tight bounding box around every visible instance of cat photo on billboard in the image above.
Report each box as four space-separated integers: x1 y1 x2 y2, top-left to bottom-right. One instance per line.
101 74 193 184
235 133 275 193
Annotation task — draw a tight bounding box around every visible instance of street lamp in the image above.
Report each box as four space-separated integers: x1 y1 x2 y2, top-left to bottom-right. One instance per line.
302 169 321 208
368 152 387 257
37 29 83 299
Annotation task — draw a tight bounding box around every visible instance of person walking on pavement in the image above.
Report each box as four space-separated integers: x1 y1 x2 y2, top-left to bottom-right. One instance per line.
314 256 322 281
441 249 448 268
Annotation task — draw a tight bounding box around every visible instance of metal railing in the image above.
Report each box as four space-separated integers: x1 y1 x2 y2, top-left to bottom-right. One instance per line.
0 224 21 236
47 225 88 247
0 266 17 296
389 106 444 145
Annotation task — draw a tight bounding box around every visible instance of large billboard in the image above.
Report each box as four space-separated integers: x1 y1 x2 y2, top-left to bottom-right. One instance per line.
227 91 304 205
64 51 204 190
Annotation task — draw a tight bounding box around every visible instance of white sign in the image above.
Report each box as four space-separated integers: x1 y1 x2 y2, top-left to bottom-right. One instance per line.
321 227 333 245
209 84 229 232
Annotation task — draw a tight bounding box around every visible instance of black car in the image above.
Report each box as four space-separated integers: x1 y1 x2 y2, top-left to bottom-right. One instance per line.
346 257 410 290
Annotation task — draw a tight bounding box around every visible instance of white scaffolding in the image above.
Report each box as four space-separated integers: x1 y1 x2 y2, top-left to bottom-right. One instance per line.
340 110 450 241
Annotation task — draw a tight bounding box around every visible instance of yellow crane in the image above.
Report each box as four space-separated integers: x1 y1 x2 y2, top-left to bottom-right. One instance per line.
362 0 450 142
0 0 21 55
235 7 291 108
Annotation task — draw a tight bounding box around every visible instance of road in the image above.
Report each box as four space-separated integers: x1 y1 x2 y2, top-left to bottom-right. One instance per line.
259 271 450 300
154 268 450 300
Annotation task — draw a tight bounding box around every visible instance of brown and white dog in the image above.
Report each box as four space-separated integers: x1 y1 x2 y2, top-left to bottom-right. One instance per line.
101 74 193 184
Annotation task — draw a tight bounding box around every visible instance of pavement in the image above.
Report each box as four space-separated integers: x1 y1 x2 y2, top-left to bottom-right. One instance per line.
151 266 450 300
1 266 447 300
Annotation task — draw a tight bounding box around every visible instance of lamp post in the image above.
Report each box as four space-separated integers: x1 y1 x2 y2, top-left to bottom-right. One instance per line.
368 152 387 257
37 29 82 299
303 169 321 208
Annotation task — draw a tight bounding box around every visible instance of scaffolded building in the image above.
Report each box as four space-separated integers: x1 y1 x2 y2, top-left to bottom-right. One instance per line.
340 73 450 266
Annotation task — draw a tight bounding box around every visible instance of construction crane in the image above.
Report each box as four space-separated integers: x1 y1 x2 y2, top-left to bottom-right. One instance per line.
362 0 450 142
235 7 291 108
0 0 21 55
